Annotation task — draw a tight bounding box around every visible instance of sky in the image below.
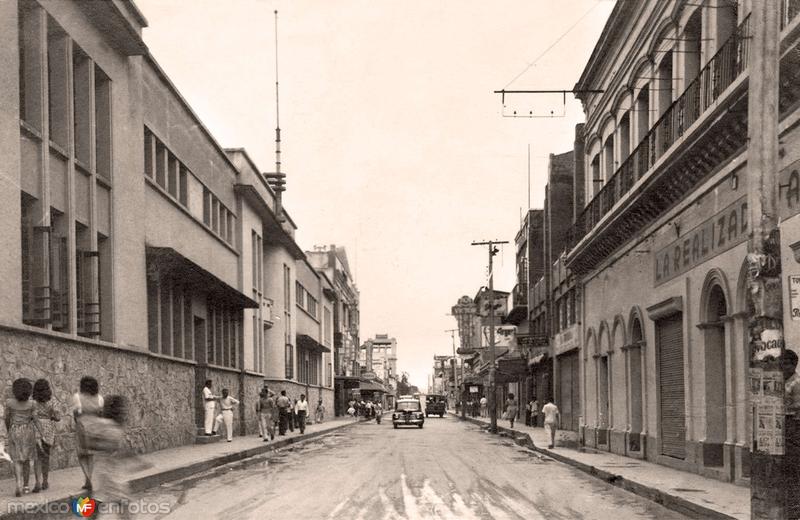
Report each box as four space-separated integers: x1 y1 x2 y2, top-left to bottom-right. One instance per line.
135 0 615 389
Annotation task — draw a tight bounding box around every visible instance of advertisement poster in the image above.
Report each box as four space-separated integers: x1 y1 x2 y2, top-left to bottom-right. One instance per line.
790 275 800 321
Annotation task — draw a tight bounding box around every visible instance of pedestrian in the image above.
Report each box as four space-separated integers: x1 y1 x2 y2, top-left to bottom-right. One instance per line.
472 400 478 418
365 400 374 418
315 399 325 424
542 398 560 449
202 380 218 436
295 394 309 434
73 375 104 492
480 395 488 417
93 395 151 520
529 399 539 428
347 403 356 418
289 398 296 432
32 379 59 492
213 389 240 442
505 393 518 429
256 389 276 442
4 378 36 497
276 390 291 435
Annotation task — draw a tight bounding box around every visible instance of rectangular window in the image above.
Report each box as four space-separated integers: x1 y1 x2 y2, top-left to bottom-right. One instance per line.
47 17 69 150
159 277 172 356
202 188 210 226
72 45 91 166
155 141 167 189
172 285 183 358
178 166 188 206
285 344 294 379
308 296 317 319
167 154 178 198
211 198 219 233
144 128 154 178
147 275 159 352
50 217 69 332
94 65 111 180
19 0 45 127
183 289 193 360
296 281 304 307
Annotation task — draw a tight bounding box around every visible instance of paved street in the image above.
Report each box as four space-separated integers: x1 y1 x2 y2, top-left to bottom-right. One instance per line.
134 417 687 519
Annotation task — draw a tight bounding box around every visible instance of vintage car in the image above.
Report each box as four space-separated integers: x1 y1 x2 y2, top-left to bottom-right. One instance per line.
392 399 425 429
425 395 447 417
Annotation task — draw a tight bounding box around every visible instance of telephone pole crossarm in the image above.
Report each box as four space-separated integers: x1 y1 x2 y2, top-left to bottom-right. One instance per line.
471 239 509 434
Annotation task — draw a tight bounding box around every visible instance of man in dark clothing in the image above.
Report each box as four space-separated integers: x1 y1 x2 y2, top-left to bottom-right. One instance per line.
276 390 291 435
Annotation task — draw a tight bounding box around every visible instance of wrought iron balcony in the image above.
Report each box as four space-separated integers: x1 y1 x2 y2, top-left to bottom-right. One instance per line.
567 15 751 271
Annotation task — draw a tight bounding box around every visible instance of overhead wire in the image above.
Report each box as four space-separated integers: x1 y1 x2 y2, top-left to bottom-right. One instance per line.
503 2 602 89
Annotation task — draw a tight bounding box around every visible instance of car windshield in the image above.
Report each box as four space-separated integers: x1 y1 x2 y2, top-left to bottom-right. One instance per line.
396 401 420 411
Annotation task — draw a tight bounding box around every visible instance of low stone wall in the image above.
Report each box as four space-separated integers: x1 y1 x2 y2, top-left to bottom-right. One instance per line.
0 327 196 476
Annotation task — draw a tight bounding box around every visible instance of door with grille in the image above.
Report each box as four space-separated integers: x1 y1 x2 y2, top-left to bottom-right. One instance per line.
657 313 686 459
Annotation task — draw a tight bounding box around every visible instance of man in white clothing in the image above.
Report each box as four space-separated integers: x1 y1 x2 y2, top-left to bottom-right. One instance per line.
213 388 241 441
479 396 488 417
541 398 560 449
202 380 218 435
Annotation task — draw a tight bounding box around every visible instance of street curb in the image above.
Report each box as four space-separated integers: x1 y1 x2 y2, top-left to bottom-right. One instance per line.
459 416 737 520
0 418 369 518
127 417 370 493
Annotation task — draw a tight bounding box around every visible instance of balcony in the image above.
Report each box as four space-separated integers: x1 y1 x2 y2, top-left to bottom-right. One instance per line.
567 15 752 273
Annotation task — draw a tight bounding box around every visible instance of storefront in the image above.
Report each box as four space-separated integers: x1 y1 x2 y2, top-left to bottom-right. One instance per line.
553 324 581 432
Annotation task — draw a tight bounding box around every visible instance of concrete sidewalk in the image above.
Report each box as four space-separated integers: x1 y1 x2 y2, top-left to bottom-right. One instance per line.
0 415 366 518
462 414 749 520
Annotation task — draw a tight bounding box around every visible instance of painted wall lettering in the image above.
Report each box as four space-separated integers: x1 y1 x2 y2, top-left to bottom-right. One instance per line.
654 196 749 286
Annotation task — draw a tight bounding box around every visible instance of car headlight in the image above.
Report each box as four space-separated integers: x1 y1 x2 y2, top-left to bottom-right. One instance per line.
392 413 398 419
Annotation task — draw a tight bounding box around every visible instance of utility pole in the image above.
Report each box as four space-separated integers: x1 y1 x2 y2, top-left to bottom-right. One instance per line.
446 329 459 409
472 240 509 434
747 2 792 519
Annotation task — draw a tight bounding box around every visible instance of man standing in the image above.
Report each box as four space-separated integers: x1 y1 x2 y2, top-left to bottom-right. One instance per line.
480 395 488 418
213 389 240 442
295 394 309 434
202 380 218 435
276 390 291 436
256 388 276 441
541 398 560 449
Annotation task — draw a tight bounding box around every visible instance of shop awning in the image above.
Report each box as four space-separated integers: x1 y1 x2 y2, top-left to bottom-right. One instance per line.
359 381 387 393
146 246 258 309
297 334 331 353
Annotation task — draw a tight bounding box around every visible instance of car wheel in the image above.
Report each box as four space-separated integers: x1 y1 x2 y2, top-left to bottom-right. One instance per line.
418 424 423 429
425 413 429 417
440 414 444 418
393 424 398 429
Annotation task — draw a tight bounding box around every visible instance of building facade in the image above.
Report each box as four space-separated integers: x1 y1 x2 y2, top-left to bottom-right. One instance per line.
2 0 337 472
563 0 800 484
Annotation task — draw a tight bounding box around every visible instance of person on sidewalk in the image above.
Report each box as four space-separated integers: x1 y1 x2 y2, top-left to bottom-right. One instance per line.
527 399 539 428
505 393 519 429
202 380 219 435
480 396 488 418
315 399 325 424
276 390 291 435
288 398 297 432
73 376 104 493
213 389 240 442
32 379 60 492
295 394 309 434
5 378 36 497
256 389 276 442
542 398 560 449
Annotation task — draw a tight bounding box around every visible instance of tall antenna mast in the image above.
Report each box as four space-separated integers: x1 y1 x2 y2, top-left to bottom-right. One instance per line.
264 9 286 221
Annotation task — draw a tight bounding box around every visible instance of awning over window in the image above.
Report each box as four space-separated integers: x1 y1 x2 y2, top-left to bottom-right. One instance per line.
297 334 331 353
359 381 387 393
145 246 258 309
528 353 548 366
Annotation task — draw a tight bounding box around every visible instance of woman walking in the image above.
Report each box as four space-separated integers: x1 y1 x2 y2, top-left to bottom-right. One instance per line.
73 376 104 492
32 379 60 491
505 393 519 429
4 379 37 497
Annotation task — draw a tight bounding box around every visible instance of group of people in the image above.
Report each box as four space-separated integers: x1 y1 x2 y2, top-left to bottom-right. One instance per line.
346 399 382 418
202 380 326 442
503 394 561 448
3 375 141 510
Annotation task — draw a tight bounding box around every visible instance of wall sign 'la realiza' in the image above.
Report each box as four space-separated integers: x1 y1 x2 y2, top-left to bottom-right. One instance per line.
654 196 749 286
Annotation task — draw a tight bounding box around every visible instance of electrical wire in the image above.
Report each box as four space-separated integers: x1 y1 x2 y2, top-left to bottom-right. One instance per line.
503 2 602 89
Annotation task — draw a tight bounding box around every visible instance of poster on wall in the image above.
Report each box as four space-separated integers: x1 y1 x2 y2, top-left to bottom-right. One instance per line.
790 275 800 320
751 367 786 455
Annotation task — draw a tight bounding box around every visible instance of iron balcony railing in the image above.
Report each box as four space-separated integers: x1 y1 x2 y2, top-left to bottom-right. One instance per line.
783 0 800 29
570 14 751 248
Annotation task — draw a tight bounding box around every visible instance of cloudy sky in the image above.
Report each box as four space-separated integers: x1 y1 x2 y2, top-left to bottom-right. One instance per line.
136 0 614 389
